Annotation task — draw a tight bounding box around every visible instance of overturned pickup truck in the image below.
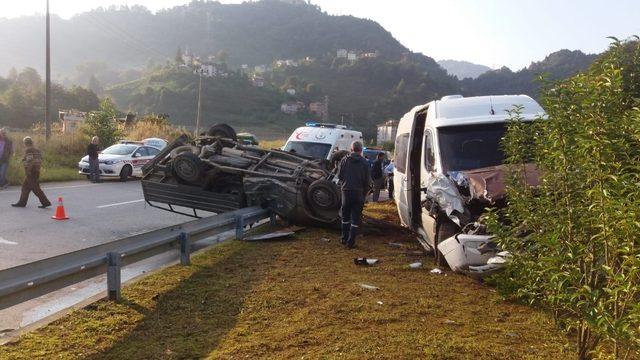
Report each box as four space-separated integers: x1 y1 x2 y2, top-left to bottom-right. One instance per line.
141 124 341 226
393 95 544 276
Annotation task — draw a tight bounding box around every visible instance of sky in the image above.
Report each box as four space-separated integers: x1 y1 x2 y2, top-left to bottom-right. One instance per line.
1 0 639 70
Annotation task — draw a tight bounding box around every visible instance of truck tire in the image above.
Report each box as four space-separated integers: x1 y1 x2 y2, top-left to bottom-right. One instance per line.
172 152 204 185
170 145 200 159
306 179 341 211
329 150 349 171
434 218 458 268
207 123 237 142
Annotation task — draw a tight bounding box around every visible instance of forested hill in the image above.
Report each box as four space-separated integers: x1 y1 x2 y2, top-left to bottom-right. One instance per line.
0 0 411 76
460 49 598 97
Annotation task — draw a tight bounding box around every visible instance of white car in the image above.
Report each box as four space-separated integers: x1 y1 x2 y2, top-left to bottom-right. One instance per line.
78 139 167 181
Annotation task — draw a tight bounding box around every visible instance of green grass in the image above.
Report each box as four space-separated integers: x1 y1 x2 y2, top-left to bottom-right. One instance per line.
0 202 572 359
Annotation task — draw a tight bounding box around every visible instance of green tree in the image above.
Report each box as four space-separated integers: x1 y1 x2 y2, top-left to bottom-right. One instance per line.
491 39 640 359
83 98 122 147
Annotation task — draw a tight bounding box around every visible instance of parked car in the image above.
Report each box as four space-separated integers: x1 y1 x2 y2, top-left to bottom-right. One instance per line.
78 138 167 181
393 95 544 274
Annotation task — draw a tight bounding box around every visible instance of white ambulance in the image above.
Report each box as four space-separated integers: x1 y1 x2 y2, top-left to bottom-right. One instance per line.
282 123 363 160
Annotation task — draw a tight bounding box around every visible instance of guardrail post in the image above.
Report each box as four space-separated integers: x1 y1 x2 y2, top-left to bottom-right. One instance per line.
106 252 121 301
235 214 245 240
179 232 191 266
269 211 277 226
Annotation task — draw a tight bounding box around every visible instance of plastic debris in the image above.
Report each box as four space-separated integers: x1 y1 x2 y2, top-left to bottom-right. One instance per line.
408 262 422 269
430 268 444 274
354 257 379 266
359 283 379 290
244 231 294 241
377 301 384 305
487 256 507 265
320 237 331 242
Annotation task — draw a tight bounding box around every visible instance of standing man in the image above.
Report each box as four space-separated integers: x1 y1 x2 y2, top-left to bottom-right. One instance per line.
384 159 395 201
11 137 51 208
0 128 13 189
370 152 385 202
337 141 371 249
87 136 101 183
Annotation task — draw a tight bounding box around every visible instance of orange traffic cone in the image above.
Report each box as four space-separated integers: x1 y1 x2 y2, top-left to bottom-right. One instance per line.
52 197 69 220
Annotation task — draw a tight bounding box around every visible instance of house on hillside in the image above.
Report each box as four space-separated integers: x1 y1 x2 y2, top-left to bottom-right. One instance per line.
281 101 305 115
376 119 398 145
59 110 86 133
254 65 267 74
347 51 358 62
286 88 296 96
252 75 265 87
360 51 379 59
308 102 328 118
337 49 348 58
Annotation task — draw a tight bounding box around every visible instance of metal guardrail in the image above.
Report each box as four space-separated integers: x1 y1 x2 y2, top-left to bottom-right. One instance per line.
0 206 274 310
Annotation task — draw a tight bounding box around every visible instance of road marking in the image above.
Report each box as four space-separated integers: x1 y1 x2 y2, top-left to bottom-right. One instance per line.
97 199 144 209
0 237 17 245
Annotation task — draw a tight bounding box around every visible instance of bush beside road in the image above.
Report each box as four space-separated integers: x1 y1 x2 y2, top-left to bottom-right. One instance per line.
0 202 570 359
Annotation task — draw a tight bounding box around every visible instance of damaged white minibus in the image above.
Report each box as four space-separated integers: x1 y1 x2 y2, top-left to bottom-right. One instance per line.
393 95 545 274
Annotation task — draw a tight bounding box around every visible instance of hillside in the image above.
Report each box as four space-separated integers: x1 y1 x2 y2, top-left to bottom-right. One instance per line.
460 49 598 97
0 0 408 78
438 60 492 79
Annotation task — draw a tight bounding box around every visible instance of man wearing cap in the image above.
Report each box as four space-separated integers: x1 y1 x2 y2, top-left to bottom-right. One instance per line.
11 137 51 208
0 128 13 189
336 141 371 249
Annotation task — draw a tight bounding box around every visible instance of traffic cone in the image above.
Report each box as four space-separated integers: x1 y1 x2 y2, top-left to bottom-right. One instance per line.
52 197 69 220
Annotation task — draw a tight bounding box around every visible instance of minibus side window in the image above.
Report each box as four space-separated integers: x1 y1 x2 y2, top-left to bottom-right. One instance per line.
394 133 410 173
424 131 435 171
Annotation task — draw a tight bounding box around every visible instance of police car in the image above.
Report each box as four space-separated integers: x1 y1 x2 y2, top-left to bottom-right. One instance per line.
78 138 167 181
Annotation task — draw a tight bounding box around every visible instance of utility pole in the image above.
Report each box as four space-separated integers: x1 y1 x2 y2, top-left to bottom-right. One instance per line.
195 70 202 136
45 0 51 141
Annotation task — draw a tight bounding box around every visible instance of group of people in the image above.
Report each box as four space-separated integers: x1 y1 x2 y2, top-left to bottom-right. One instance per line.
336 141 395 249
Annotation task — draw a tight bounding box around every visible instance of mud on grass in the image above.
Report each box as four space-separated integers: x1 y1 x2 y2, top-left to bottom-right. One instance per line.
0 202 570 359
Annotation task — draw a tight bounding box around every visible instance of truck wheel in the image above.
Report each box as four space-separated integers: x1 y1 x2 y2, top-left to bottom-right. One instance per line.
172 152 203 185
434 218 458 268
170 145 200 159
306 179 340 211
329 150 349 171
207 124 237 142
119 165 132 182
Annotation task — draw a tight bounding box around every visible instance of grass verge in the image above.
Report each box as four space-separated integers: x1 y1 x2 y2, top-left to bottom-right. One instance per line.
0 202 571 359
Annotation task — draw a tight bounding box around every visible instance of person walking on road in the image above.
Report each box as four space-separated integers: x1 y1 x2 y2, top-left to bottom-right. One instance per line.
370 152 385 202
384 159 395 201
11 137 51 208
87 136 101 183
0 128 13 189
337 141 371 249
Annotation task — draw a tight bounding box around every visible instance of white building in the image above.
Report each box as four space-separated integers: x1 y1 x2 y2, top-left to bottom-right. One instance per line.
252 75 265 87
347 51 358 62
254 65 267 74
376 119 398 145
281 102 304 115
286 88 296 96
337 49 348 58
59 110 87 134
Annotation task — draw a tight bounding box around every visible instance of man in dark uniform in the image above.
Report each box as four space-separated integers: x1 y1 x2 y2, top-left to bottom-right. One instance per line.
87 136 101 183
371 152 385 202
11 137 51 208
337 141 371 249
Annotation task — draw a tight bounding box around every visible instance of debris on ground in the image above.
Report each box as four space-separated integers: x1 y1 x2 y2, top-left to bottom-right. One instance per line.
408 262 422 269
354 258 379 266
320 237 331 242
430 268 444 275
244 231 295 241
359 283 380 290
388 242 403 248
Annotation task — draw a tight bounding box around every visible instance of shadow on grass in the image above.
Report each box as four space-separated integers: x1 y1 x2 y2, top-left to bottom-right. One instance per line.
85 241 281 359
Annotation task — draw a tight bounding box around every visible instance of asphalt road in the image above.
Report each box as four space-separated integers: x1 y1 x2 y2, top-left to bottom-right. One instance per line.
0 179 198 270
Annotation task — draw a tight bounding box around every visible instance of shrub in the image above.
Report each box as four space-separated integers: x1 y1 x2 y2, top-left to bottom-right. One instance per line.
491 38 640 359
82 98 122 147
